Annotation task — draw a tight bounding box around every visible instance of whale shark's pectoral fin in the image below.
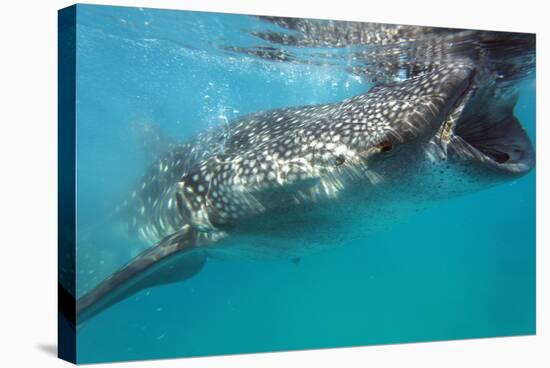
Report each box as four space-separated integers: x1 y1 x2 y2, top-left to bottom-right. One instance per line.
76 227 210 325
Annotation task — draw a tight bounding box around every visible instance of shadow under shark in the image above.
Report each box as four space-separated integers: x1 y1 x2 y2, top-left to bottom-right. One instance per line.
76 61 534 324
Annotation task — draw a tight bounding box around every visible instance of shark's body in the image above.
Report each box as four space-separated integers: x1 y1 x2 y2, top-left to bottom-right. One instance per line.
76 62 534 324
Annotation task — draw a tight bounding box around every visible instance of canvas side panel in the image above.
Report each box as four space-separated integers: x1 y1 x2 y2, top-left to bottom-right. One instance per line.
58 4 77 364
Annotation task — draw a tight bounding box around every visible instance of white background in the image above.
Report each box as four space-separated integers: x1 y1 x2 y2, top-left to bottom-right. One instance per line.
0 0 547 366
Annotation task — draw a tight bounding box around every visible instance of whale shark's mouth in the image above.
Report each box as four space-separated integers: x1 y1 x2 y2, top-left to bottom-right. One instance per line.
452 107 535 174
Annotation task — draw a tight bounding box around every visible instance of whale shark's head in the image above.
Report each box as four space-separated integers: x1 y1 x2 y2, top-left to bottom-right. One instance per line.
332 62 534 201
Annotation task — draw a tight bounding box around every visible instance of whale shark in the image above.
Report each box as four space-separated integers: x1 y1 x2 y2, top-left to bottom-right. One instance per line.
76 61 534 324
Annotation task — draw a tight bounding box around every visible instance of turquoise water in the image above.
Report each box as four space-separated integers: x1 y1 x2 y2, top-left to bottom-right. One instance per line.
74 5 535 364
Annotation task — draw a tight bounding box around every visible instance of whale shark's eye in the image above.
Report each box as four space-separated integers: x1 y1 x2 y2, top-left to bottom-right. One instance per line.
334 155 346 166
376 141 393 153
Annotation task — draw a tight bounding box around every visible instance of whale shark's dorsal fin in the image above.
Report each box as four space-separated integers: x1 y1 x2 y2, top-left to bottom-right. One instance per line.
76 227 217 325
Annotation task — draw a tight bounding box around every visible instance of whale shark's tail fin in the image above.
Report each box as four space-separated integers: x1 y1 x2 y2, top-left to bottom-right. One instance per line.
76 228 207 325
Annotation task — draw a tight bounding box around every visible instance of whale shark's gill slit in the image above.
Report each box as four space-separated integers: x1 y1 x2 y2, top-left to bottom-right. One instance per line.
175 191 185 214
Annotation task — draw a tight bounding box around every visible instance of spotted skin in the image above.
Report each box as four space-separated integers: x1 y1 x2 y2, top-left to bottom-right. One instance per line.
130 64 471 239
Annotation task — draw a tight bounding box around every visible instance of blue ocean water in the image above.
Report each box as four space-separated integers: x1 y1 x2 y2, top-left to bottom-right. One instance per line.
74 5 536 364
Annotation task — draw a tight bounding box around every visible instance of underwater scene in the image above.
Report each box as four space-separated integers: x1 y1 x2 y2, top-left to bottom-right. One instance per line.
70 4 535 364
